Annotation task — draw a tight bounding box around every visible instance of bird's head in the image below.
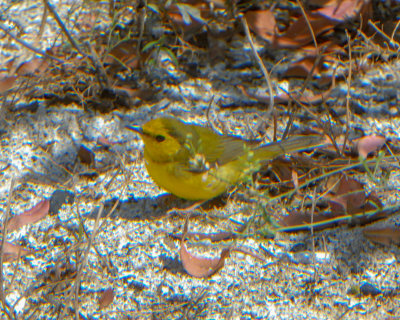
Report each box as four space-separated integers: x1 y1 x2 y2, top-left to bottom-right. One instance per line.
127 117 190 163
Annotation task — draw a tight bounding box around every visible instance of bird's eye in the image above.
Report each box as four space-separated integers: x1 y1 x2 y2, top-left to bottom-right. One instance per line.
155 135 165 142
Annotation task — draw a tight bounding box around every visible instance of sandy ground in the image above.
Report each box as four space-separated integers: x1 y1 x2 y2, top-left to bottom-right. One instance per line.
1 1 400 319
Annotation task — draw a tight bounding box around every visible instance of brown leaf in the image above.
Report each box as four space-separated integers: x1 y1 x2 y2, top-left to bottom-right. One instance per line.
327 174 366 215
180 219 230 278
98 288 115 310
279 209 344 231
355 135 386 159
105 40 140 70
0 76 17 93
316 0 370 22
363 227 400 246
78 144 95 165
16 58 49 76
275 13 335 48
112 85 157 101
3 242 32 262
8 200 50 232
284 56 322 78
244 9 277 41
171 230 237 242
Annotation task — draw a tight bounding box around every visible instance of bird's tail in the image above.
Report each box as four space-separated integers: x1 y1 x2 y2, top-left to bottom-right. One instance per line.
253 134 324 161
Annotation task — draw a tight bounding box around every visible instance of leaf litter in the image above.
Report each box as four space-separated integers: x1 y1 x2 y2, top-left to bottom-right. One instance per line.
1 0 400 318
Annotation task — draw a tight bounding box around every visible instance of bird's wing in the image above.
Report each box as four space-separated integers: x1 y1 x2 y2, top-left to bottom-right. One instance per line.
168 123 246 173
194 126 246 167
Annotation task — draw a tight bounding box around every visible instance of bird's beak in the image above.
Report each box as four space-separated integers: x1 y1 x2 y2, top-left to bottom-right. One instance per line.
126 125 143 135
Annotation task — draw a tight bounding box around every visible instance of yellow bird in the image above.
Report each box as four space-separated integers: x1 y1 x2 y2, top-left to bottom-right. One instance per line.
127 117 322 201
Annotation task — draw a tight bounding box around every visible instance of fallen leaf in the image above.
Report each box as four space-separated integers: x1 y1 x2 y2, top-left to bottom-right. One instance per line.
8 200 50 232
98 288 115 310
275 13 335 48
355 135 386 159
316 0 371 22
244 9 277 41
78 144 95 165
278 209 344 231
363 227 400 246
180 219 230 278
327 174 366 215
3 242 32 262
49 190 75 216
105 40 140 70
171 230 237 242
0 76 17 93
16 57 49 76
284 56 322 78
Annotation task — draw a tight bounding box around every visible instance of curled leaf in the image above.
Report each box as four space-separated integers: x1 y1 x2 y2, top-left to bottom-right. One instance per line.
180 219 230 278
355 135 386 159
8 200 50 232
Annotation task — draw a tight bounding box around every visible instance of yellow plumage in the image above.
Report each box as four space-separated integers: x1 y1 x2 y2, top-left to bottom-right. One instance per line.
127 117 322 201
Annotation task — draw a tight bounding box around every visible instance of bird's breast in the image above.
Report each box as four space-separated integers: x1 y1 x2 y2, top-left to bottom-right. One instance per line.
144 156 238 200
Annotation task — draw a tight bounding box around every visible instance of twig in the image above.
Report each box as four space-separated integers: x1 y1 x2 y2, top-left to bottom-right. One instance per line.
368 20 399 49
391 20 400 45
43 0 109 89
86 42 110 89
342 30 352 155
240 15 274 116
73 204 104 320
0 178 16 320
43 0 85 57
296 0 318 52
310 186 317 282
0 23 63 63
296 0 320 94
137 0 147 54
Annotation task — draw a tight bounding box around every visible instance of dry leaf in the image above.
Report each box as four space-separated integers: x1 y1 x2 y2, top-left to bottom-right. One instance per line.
327 174 366 214
8 200 50 232
0 76 17 93
355 135 386 159
78 144 95 165
3 242 32 262
363 227 400 246
275 13 335 48
98 288 115 310
105 40 140 70
171 230 237 242
284 56 323 78
244 9 277 41
316 0 370 22
16 58 49 76
180 219 230 278
279 209 344 231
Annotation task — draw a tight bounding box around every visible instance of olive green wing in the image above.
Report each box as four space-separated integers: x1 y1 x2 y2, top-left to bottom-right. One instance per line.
191 126 247 170
165 120 247 173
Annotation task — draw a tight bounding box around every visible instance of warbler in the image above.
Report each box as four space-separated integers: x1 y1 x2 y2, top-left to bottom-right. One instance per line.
127 117 322 201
